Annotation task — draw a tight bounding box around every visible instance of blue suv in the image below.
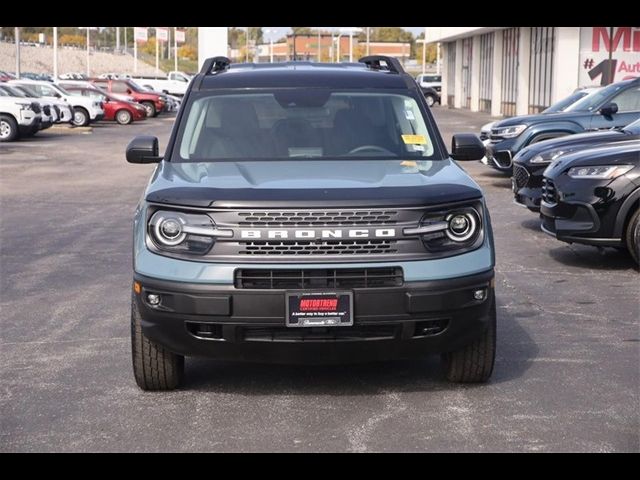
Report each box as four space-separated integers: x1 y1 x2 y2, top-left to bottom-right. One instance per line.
126 56 496 390
485 78 640 173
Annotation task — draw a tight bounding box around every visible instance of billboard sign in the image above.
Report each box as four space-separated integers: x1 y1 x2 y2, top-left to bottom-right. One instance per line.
156 28 169 42
134 27 148 42
580 27 640 85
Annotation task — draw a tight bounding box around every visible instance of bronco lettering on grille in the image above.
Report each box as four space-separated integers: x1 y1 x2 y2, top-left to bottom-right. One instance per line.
239 229 396 239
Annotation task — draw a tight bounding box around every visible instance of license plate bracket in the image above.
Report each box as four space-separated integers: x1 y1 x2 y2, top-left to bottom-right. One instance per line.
286 292 353 328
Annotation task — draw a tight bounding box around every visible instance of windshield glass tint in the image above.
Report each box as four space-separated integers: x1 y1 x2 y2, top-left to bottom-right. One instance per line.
565 83 625 112
543 91 587 113
51 84 71 96
624 118 640 134
176 91 436 161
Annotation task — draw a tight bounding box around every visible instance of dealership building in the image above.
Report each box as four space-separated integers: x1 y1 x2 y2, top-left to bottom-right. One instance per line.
425 27 640 117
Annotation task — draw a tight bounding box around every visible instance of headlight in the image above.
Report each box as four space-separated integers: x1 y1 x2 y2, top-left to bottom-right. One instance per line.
531 149 566 164
567 165 633 179
17 102 32 111
445 212 478 242
492 124 527 138
148 210 231 255
404 203 484 254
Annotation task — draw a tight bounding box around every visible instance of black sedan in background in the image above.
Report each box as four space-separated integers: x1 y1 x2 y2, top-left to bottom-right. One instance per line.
540 140 640 264
513 118 640 211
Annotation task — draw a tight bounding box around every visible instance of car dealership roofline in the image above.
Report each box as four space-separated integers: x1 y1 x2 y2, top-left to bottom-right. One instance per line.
424 27 506 44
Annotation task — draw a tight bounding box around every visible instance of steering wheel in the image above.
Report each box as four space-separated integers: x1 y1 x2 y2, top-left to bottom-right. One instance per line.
347 145 395 155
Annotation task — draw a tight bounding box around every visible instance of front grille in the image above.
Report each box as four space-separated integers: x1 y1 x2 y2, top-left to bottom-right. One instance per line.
541 177 558 204
242 325 398 342
235 267 404 289
240 239 397 255
493 150 513 168
53 105 60 116
42 105 51 116
236 210 398 226
30 102 41 114
513 164 530 189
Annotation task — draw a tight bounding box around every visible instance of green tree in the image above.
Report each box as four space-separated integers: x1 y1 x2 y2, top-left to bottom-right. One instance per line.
291 27 315 35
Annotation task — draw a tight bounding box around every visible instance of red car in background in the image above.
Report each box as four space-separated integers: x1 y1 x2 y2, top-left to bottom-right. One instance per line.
90 78 165 117
64 86 147 124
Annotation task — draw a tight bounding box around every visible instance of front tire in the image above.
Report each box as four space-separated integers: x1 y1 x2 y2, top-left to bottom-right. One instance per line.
116 109 133 125
625 208 640 265
141 101 157 118
131 294 184 391
0 115 19 142
72 107 90 127
442 297 496 383
425 94 436 107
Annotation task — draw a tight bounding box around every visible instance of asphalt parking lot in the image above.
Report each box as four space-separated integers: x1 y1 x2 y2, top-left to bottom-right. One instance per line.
1 109 638 452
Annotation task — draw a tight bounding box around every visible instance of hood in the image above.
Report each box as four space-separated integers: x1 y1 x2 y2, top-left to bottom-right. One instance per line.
493 111 589 128
145 159 483 208
516 130 626 160
544 140 640 178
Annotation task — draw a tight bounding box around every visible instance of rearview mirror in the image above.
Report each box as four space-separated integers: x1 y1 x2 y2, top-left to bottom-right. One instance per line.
126 136 162 164
451 134 486 161
599 102 618 116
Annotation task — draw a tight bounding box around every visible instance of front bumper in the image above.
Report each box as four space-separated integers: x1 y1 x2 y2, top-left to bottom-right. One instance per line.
133 269 495 360
18 116 41 134
513 162 545 212
540 202 622 246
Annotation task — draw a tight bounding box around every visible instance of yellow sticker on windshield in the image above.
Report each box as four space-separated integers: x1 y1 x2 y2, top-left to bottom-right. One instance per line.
402 134 427 145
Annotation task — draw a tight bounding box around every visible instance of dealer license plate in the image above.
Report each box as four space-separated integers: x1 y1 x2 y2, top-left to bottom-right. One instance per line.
286 292 353 327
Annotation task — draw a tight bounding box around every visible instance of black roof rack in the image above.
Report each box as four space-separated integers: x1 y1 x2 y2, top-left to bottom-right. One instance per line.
200 56 231 75
358 56 405 74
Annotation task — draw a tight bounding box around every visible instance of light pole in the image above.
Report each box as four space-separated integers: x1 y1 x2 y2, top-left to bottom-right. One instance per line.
174 27 178 72
366 27 370 56
53 27 58 79
245 27 250 62
80 27 97 77
416 38 427 75
15 28 20 78
86 27 90 77
264 29 279 63
339 28 362 63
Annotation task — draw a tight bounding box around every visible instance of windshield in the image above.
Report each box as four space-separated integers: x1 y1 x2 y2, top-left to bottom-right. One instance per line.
127 80 145 92
0 85 25 97
543 90 589 113
50 84 71 96
623 118 640 134
14 84 39 97
175 91 438 162
565 83 626 112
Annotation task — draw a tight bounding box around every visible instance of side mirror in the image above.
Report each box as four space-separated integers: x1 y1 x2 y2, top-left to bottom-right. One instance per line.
451 133 486 161
599 102 618 116
126 136 162 164
126 88 132 94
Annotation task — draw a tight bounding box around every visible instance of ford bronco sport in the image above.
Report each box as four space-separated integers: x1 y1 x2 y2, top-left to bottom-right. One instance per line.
126 56 496 390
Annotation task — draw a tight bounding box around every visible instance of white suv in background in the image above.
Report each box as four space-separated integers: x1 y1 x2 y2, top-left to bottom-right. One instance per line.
0 83 57 131
9 83 73 124
9 79 104 126
0 89 42 142
416 74 442 91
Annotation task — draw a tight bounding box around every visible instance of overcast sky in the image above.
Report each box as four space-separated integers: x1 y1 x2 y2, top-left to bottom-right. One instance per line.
261 27 425 41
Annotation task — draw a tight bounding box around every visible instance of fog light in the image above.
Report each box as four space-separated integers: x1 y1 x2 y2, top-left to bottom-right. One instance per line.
473 289 486 301
147 293 161 306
